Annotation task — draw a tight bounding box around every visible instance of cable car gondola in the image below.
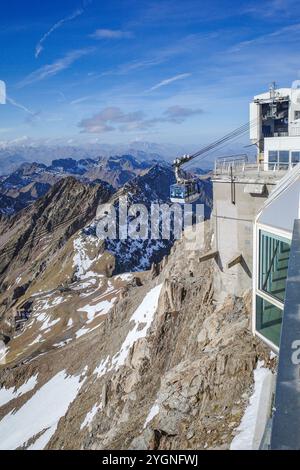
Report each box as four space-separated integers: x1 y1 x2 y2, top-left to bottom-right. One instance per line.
170 154 201 203
169 119 255 204
170 180 200 204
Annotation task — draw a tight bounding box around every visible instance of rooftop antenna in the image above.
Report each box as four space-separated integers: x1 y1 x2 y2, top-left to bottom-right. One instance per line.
269 81 277 100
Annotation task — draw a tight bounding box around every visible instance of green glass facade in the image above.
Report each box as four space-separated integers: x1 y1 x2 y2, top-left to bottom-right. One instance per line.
256 230 291 347
256 296 283 347
258 231 290 302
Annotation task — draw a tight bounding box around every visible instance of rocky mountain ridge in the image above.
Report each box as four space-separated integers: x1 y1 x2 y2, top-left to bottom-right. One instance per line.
0 157 272 451
0 164 212 336
0 215 271 450
0 154 155 216
0 176 113 337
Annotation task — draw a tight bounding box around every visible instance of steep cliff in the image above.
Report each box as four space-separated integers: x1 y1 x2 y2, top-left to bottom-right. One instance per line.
0 218 270 450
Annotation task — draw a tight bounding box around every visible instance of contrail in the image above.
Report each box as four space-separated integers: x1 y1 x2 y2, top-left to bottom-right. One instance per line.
35 1 93 58
147 73 191 92
7 96 36 116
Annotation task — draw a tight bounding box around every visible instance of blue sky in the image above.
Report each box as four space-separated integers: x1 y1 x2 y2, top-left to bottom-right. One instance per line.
1 0 300 146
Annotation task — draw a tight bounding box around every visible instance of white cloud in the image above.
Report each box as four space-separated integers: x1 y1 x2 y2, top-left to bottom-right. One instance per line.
164 105 203 122
90 29 133 39
78 105 203 134
79 107 145 133
18 48 93 88
147 73 191 92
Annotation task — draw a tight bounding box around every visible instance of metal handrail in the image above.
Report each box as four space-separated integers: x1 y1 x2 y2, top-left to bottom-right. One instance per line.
214 154 248 174
215 154 248 163
214 161 297 176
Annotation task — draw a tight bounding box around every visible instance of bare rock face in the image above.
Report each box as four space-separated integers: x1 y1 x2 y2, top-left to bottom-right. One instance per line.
0 216 270 450
0 177 112 333
77 236 269 450
127 284 266 450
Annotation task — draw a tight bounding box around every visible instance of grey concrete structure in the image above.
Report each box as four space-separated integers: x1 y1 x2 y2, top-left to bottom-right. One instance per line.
211 163 286 300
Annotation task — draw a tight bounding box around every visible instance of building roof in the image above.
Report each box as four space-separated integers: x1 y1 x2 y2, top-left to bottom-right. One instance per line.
254 88 292 101
256 164 300 234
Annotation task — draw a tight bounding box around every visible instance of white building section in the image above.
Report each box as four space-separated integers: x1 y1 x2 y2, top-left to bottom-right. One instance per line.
250 83 300 167
211 83 300 308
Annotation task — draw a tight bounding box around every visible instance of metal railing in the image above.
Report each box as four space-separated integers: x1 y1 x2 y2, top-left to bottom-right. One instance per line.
214 154 248 174
214 159 297 177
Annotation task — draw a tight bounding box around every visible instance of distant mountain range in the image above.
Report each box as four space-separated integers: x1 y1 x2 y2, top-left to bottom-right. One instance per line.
0 151 214 217
0 139 252 176
0 155 157 216
0 142 169 176
0 162 212 334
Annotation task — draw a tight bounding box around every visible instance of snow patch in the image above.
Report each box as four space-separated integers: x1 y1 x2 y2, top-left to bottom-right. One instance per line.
37 312 60 332
75 327 89 339
0 370 82 450
75 322 103 339
0 374 38 408
230 361 274 450
73 236 103 279
78 298 116 323
73 237 94 277
94 355 110 377
35 296 65 311
0 341 6 365
80 403 102 430
94 284 163 377
53 339 72 348
115 273 133 282
143 403 159 428
28 427 56 451
270 350 277 360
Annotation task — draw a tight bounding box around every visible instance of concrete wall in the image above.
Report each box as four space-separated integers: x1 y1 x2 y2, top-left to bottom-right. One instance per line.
212 178 276 300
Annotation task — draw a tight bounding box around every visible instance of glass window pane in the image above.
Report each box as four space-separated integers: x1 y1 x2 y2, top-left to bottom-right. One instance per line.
268 151 278 163
171 185 184 197
291 151 300 164
279 151 289 163
259 230 291 302
256 295 282 347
